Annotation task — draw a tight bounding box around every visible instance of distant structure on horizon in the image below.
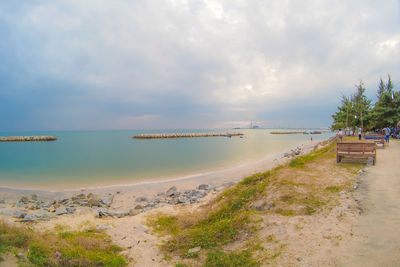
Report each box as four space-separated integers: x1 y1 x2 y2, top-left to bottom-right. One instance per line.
250 121 260 129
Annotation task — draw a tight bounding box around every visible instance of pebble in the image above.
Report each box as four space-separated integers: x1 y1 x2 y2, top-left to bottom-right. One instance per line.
17 253 27 261
88 199 101 207
134 204 144 210
188 246 201 254
136 225 149 233
13 210 26 219
197 184 209 190
55 207 68 215
36 210 54 219
19 196 29 204
135 197 148 202
166 186 180 197
39 201 52 209
96 225 113 230
129 209 140 216
178 196 190 204
23 213 37 221
1 210 11 216
101 196 113 206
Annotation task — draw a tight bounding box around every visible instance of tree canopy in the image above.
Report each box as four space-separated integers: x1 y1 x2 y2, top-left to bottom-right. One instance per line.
331 75 399 132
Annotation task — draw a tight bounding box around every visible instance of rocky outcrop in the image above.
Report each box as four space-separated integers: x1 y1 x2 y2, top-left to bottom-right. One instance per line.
0 136 57 142
283 147 303 158
0 182 237 222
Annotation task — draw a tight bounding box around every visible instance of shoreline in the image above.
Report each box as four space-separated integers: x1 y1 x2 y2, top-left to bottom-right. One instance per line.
0 139 321 196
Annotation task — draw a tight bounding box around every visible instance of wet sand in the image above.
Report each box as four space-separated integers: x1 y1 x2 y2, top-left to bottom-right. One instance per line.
340 140 400 266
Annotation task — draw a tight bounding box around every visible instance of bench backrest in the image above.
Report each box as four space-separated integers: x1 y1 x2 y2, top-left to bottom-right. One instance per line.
364 135 384 140
337 142 376 152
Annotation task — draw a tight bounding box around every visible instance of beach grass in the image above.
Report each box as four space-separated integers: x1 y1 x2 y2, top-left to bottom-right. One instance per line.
148 139 362 266
0 221 127 266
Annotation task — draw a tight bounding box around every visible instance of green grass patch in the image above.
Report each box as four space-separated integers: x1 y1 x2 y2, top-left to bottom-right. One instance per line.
275 209 295 216
0 221 127 266
289 143 336 168
305 206 316 215
326 186 340 193
28 242 50 266
280 180 307 186
149 216 180 236
205 249 260 267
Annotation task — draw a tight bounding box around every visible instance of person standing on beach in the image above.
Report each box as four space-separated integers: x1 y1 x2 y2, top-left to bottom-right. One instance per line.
338 128 343 142
384 127 390 144
358 127 362 140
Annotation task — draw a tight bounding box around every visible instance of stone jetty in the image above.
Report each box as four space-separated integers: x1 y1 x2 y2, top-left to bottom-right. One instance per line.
0 136 57 142
270 131 304 134
270 130 323 135
133 132 244 139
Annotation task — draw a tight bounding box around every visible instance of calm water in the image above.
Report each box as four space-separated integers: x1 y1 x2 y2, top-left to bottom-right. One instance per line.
0 129 334 189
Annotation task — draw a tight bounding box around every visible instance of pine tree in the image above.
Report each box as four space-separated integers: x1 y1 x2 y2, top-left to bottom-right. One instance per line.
351 81 371 131
370 75 400 129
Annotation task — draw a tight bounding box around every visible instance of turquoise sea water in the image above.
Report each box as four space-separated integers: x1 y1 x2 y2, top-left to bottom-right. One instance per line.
0 129 334 189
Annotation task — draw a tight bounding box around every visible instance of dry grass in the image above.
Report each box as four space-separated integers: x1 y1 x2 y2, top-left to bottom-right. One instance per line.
148 140 363 266
0 221 127 266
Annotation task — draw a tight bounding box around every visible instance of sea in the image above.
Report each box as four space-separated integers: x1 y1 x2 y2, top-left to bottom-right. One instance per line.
0 129 334 189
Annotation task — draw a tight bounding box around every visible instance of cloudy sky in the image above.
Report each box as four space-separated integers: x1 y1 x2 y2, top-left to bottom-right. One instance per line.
0 0 399 131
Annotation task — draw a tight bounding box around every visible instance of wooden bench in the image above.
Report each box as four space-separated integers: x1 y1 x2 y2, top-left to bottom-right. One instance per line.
364 135 385 148
337 141 377 165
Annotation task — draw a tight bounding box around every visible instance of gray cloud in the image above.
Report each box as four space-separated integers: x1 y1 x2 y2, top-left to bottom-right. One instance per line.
0 0 399 131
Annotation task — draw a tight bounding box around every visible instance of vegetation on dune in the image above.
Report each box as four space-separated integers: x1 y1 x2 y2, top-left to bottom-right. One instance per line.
289 141 335 168
151 171 269 253
149 140 362 266
0 221 127 266
204 249 260 267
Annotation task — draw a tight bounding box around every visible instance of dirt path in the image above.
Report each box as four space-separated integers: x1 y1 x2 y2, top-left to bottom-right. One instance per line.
340 140 400 266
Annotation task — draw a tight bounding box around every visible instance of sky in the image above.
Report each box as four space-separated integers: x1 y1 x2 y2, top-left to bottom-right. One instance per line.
0 0 399 131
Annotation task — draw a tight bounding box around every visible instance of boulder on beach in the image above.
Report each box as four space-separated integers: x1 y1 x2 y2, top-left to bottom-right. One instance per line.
55 207 68 215
135 197 148 202
101 196 113 206
166 186 180 197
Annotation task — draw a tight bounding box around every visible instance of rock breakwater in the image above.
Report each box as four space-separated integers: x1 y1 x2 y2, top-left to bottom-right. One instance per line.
133 132 244 139
0 136 57 142
270 131 304 134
